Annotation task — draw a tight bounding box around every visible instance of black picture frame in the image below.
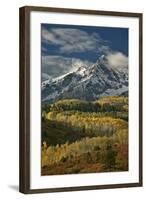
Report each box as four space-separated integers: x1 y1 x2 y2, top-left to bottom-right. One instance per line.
19 6 143 194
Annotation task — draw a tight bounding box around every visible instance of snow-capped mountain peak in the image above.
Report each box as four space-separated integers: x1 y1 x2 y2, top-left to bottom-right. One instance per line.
75 65 87 75
42 55 128 103
98 54 106 62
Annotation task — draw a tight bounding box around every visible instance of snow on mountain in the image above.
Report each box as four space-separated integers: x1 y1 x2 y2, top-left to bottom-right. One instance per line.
41 55 128 103
41 77 52 89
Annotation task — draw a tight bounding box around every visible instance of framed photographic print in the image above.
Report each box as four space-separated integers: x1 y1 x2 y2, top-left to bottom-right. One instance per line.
19 6 143 194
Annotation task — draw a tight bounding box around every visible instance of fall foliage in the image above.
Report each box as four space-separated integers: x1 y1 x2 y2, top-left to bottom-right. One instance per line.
41 96 128 175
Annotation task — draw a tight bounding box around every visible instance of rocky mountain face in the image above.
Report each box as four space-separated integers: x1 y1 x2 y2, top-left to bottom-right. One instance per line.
41 55 128 103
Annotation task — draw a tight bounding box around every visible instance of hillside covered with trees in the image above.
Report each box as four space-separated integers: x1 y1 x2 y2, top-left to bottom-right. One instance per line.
41 96 128 175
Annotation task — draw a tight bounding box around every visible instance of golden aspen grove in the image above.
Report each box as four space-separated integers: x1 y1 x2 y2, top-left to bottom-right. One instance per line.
41 96 128 175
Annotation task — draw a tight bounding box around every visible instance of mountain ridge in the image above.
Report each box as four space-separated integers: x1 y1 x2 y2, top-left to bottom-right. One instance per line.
42 55 128 103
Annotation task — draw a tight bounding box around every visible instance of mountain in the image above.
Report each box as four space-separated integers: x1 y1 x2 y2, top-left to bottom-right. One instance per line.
41 55 128 103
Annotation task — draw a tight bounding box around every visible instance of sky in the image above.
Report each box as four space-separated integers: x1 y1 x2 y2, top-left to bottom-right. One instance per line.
41 23 128 80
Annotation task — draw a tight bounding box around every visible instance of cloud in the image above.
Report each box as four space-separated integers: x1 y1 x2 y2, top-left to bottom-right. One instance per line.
106 52 128 68
42 28 109 54
42 55 93 78
41 73 51 81
41 27 128 77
